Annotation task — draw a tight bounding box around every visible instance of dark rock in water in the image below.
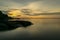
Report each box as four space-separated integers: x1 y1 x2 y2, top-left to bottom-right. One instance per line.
8 21 32 27
0 11 33 31
5 21 33 30
0 21 33 31
0 23 9 31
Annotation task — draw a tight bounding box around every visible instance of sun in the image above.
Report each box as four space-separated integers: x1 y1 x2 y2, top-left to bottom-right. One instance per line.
7 9 24 18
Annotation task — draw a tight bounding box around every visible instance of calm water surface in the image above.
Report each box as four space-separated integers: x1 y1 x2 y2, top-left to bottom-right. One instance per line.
0 18 60 39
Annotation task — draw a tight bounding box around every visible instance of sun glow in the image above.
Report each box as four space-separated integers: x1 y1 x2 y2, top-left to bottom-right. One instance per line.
7 9 60 19
7 9 25 18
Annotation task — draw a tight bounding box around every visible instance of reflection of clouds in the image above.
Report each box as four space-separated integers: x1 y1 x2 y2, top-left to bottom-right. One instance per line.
0 27 29 39
0 18 60 39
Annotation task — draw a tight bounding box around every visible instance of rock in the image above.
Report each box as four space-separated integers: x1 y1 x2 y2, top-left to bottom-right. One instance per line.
0 11 33 31
0 23 8 31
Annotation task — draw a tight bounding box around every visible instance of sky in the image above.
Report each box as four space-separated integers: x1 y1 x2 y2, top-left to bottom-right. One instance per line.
0 0 60 12
0 0 60 40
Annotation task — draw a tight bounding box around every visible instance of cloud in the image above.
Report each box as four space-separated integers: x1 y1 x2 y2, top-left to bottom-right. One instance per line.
0 0 24 10
0 0 60 12
20 0 60 13
20 1 51 13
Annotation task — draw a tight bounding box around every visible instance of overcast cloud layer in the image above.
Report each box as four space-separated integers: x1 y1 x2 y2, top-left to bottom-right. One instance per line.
0 0 60 12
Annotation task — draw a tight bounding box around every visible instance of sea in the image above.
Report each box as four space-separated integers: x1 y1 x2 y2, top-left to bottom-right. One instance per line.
0 15 60 39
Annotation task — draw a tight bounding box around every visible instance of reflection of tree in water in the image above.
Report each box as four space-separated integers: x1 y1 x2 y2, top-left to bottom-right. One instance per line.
0 11 33 31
